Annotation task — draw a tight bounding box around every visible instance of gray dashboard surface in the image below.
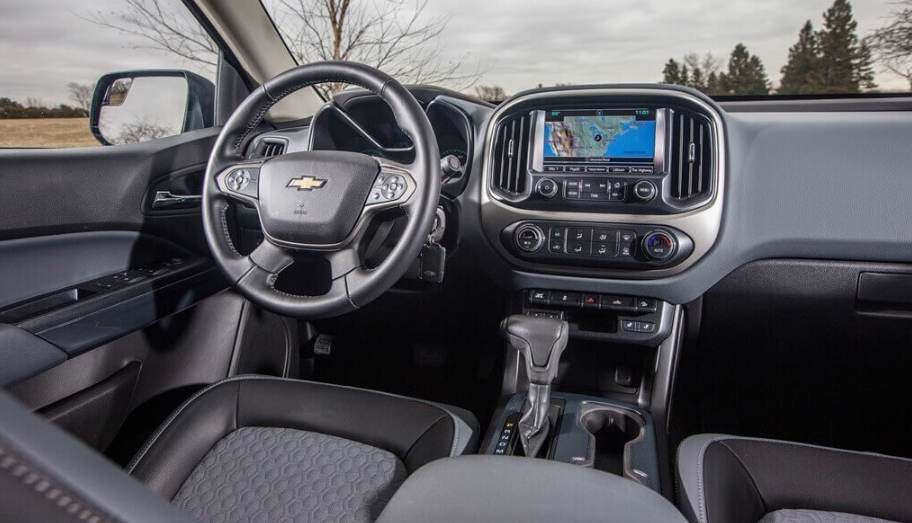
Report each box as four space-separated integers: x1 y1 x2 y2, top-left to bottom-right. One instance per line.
464 97 912 304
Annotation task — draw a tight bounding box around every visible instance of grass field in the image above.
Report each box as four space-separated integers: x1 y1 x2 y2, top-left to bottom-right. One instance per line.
0 118 100 148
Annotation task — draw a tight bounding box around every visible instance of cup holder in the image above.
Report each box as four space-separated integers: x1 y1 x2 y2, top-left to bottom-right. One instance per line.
576 403 647 483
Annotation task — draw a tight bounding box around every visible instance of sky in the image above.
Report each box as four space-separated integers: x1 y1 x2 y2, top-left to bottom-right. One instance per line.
1 0 908 107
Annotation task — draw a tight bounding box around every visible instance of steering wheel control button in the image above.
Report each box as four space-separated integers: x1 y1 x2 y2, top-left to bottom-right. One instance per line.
222 167 260 198
642 231 676 261
536 178 559 199
514 224 544 253
367 172 410 207
634 180 657 201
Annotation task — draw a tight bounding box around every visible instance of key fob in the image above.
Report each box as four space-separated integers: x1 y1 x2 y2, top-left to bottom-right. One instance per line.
419 243 446 283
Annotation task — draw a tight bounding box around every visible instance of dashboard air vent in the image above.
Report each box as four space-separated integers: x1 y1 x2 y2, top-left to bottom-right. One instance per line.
250 138 287 159
669 110 713 200
491 112 532 197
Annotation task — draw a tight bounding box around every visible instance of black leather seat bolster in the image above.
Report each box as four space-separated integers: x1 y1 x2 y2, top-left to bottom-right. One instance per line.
128 376 473 500
677 434 912 523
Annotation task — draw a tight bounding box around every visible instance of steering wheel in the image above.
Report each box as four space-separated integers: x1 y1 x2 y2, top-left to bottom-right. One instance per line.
201 62 440 318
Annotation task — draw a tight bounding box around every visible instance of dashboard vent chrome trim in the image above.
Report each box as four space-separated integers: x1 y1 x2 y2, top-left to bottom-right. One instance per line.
669 110 713 201
491 112 532 199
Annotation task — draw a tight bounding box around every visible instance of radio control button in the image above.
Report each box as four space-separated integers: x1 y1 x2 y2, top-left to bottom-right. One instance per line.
566 166 586 173
564 189 581 199
584 192 607 200
544 166 564 172
536 178 559 199
586 166 607 173
608 166 629 173
634 180 657 201
565 180 581 190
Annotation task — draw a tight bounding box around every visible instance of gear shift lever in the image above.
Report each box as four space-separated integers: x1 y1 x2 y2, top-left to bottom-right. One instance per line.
501 314 570 457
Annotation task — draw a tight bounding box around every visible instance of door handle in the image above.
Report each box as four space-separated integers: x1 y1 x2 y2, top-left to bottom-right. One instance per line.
152 191 202 209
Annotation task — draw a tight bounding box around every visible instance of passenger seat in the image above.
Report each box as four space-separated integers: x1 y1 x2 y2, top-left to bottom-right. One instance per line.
676 434 912 523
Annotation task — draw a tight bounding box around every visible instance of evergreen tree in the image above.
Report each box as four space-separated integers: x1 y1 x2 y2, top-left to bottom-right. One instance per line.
662 59 684 85
719 44 771 95
817 0 877 93
780 21 823 94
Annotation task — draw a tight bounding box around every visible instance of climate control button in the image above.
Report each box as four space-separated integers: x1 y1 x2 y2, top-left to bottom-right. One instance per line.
642 231 676 261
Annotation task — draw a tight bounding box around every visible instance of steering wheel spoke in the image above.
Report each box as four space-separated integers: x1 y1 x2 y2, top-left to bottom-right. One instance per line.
322 246 362 280
249 239 295 275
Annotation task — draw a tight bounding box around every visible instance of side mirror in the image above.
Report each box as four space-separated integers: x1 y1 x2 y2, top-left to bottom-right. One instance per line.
90 70 214 146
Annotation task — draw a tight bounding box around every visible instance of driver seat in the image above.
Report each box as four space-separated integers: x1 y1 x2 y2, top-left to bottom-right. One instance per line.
125 376 478 523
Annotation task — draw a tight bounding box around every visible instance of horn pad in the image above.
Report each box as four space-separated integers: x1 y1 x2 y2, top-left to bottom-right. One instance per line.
257 151 379 246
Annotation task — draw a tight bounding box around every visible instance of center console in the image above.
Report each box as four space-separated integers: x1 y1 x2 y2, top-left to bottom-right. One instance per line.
480 87 724 278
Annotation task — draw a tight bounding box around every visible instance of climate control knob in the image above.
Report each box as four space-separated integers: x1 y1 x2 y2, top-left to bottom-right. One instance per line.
642 231 676 261
514 224 544 253
535 178 559 199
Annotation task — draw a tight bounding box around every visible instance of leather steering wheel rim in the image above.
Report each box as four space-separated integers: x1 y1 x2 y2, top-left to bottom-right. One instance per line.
201 61 440 318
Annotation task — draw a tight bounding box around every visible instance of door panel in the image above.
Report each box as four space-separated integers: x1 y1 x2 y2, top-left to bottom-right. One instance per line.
0 125 298 453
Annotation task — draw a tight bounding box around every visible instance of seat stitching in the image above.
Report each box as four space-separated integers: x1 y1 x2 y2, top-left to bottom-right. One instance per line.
126 375 466 473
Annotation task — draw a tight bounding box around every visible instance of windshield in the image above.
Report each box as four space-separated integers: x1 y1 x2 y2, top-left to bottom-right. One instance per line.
263 0 912 101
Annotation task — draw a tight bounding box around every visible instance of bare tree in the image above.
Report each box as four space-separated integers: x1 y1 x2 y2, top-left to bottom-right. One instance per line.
272 0 483 96
83 0 219 71
86 0 482 99
474 85 507 102
869 0 912 89
115 118 175 144
67 83 94 115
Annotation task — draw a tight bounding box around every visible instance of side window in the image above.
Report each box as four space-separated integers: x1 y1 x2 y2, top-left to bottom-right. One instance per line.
0 0 218 149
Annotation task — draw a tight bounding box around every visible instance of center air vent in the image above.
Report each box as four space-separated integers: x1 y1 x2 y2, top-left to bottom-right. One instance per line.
668 110 713 201
491 112 532 198
249 138 287 159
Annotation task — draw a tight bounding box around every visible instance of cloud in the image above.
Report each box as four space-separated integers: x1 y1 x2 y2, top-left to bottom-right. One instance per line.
1 0 907 106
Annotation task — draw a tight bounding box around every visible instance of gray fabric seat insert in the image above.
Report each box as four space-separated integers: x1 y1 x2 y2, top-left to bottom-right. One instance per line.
759 509 899 523
172 427 407 523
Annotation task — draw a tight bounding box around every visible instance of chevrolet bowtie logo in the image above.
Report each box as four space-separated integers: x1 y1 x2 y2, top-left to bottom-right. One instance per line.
286 176 327 191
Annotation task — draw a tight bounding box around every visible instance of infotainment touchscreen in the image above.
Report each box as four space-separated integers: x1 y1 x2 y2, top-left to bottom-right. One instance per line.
537 109 658 170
